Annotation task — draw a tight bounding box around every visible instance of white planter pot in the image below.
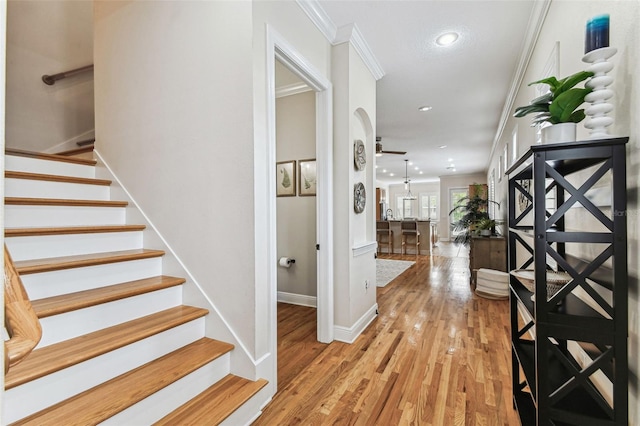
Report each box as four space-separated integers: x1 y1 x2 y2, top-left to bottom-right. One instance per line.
542 122 577 144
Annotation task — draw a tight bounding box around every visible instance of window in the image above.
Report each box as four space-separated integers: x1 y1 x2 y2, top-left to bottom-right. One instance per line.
449 187 469 236
503 145 509 172
512 126 518 164
396 196 414 219
419 193 438 220
489 172 497 219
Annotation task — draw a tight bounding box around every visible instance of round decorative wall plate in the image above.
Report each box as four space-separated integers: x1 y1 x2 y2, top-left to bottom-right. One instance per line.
354 140 366 171
354 182 366 213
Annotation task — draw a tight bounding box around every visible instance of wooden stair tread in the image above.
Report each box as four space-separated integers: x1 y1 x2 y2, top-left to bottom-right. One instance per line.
5 170 111 186
5 224 145 237
14 249 165 275
11 338 233 426
5 148 97 166
4 306 210 389
154 375 268 425
5 197 128 207
32 275 186 318
56 145 94 156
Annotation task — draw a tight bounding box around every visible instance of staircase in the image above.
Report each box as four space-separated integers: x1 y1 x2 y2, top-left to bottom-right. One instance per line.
3 148 268 425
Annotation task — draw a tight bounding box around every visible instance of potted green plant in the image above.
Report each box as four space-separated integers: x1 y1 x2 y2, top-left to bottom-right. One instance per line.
449 185 500 245
476 218 496 237
514 70 594 143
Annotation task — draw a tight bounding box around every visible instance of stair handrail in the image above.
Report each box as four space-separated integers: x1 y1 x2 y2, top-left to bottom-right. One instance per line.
42 64 93 86
4 245 42 373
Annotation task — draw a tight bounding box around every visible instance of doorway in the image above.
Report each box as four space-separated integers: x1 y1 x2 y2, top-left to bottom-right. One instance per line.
263 26 334 390
274 63 317 309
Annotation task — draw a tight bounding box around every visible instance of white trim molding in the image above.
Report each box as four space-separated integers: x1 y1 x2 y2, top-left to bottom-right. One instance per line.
275 82 313 99
352 241 377 257
296 0 385 81
277 291 317 308
334 303 378 344
334 23 385 81
295 0 337 42
488 0 551 164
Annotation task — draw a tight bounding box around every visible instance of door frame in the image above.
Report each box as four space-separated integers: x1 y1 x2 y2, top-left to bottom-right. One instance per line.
264 27 334 368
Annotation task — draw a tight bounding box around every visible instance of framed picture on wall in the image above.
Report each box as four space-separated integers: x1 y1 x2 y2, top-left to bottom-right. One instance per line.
298 159 317 196
276 160 296 197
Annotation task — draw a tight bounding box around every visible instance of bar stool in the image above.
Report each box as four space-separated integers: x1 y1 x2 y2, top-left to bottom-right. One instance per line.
430 221 438 247
401 220 420 256
376 221 393 254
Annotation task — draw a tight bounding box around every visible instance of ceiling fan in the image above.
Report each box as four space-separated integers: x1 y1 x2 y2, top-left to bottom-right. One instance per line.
375 137 406 156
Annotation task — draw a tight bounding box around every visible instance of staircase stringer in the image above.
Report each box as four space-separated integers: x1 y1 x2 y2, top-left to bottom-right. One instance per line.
92 150 274 394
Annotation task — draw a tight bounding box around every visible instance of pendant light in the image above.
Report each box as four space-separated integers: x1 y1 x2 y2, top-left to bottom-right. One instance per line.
403 159 417 200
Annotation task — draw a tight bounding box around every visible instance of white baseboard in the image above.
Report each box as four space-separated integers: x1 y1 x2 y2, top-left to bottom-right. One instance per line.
43 129 95 154
334 303 378 344
277 291 317 308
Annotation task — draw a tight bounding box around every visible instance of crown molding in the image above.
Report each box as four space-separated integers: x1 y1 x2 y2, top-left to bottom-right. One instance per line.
275 82 313 98
334 23 385 81
296 0 337 42
488 0 552 165
296 0 385 81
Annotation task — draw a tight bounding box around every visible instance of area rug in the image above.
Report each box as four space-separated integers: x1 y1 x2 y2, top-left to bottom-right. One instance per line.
376 259 415 287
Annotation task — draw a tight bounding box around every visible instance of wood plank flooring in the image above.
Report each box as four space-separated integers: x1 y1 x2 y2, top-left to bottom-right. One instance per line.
255 243 519 425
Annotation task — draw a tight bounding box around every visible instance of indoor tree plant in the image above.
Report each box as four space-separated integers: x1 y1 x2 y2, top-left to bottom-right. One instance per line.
514 70 594 143
449 185 500 245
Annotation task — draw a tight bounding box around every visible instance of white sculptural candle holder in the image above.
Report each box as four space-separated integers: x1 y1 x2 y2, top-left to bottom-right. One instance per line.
582 46 617 139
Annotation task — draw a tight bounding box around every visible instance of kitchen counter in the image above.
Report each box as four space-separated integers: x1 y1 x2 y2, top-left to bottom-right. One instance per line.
379 220 431 255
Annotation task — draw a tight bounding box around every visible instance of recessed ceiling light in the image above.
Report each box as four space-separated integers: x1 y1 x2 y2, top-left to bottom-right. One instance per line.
389 173 394 177
448 158 453 162
436 32 459 46
439 145 447 149
414 167 419 170
382 169 387 173
419 171 424 175
418 106 432 112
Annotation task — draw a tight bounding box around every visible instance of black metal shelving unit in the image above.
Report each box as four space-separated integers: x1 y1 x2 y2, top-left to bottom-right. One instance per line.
506 137 628 425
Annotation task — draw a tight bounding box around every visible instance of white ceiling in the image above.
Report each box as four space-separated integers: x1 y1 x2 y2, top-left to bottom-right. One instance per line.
318 0 536 184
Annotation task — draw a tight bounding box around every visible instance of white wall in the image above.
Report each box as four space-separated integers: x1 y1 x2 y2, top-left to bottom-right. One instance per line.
332 41 377 338
438 173 487 241
487 1 639 421
5 0 94 152
1 0 7 413
276 91 317 299
387 181 440 220
94 0 256 358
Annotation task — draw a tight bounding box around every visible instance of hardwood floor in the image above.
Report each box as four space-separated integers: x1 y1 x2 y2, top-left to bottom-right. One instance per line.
254 243 520 426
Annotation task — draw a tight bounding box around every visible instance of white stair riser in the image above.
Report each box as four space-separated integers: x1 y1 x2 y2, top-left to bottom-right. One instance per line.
3 319 206 424
5 178 111 200
102 355 231 425
6 231 144 262
37 287 183 348
5 205 126 227
21 258 163 300
221 385 271 426
5 155 95 178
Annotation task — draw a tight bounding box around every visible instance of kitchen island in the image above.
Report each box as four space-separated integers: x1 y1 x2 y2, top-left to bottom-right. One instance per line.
377 220 431 255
